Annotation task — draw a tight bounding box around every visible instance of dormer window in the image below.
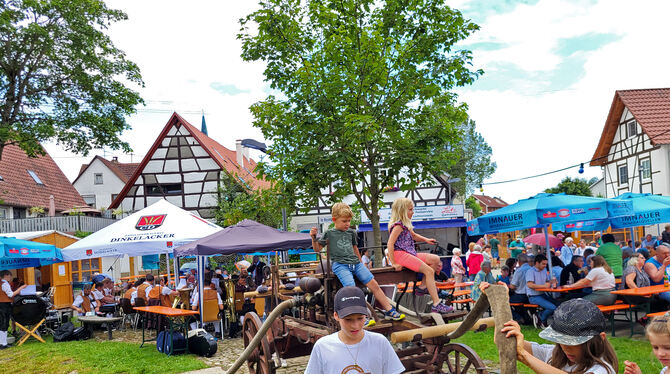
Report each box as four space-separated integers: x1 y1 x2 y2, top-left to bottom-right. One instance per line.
27 170 43 185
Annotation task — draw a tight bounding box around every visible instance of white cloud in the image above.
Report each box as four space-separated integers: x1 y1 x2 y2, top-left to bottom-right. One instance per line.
458 0 670 203
48 0 670 208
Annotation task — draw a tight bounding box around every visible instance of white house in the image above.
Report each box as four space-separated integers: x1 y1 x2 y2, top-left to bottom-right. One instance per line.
591 88 670 235
109 112 269 218
73 156 139 210
290 174 466 251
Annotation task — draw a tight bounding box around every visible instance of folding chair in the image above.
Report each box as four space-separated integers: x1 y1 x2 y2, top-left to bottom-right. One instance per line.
202 298 224 336
119 298 139 330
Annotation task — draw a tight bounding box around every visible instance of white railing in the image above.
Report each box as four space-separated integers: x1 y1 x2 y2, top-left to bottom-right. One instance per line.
0 216 117 234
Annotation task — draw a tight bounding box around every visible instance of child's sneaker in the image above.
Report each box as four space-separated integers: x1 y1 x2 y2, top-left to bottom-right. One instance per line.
384 307 405 321
431 302 454 314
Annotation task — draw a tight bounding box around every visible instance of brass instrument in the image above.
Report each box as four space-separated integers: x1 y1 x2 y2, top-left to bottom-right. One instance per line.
223 278 237 323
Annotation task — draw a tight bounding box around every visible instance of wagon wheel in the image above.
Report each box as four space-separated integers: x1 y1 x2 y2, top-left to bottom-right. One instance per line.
439 343 488 374
243 312 275 374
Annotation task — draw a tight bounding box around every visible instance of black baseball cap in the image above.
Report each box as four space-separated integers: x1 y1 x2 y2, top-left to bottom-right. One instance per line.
334 287 369 318
539 299 606 346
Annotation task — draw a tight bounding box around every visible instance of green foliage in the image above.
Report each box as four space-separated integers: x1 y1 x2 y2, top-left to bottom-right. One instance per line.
545 177 593 197
67 207 84 216
443 119 496 196
2 335 207 374
239 0 482 252
29 206 45 216
74 230 91 238
215 172 289 228
0 0 144 159
465 196 482 217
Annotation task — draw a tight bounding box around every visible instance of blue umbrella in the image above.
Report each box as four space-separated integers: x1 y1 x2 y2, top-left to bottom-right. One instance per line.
610 193 670 228
473 193 634 279
0 237 62 270
552 219 611 233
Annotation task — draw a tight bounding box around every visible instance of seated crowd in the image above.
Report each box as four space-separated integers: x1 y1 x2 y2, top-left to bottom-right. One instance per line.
495 230 670 329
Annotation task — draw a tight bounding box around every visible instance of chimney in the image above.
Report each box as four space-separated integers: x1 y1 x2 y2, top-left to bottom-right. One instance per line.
112 156 118 163
235 139 244 167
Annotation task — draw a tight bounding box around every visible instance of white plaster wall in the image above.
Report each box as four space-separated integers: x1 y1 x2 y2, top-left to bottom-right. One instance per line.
73 158 127 210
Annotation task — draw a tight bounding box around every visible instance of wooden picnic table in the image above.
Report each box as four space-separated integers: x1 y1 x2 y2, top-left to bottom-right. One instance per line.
611 284 670 297
133 306 200 355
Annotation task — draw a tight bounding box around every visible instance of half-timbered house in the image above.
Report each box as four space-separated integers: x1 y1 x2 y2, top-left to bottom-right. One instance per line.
591 88 670 198
290 174 467 251
109 112 270 218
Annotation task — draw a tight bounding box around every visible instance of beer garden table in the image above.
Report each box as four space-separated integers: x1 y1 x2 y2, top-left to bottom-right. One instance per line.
77 316 123 340
133 306 200 356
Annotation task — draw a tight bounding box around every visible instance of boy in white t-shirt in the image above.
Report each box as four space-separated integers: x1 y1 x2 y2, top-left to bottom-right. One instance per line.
305 287 405 374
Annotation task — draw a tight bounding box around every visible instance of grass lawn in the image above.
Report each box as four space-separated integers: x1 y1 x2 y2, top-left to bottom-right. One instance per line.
452 325 662 373
0 336 208 374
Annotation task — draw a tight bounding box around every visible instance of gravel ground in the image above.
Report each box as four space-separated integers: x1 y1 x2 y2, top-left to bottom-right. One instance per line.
102 329 308 373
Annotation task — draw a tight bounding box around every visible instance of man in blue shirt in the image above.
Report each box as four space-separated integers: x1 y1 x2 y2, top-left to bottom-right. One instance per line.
526 254 559 327
509 253 532 324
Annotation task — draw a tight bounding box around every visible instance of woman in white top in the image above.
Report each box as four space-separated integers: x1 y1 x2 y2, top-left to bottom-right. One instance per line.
566 255 616 305
500 298 617 374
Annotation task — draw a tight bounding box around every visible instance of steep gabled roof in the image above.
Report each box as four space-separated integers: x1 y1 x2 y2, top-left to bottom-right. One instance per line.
73 155 140 185
0 144 87 211
109 112 270 209
471 194 508 208
591 88 670 166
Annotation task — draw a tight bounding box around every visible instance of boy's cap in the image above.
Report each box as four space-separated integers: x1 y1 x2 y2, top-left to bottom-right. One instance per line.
334 287 369 318
539 299 606 346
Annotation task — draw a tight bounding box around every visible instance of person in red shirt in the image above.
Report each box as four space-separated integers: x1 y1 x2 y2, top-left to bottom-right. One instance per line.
466 244 484 280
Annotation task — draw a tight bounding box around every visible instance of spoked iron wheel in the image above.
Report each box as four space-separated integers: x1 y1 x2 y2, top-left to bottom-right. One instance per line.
440 343 488 374
242 312 275 374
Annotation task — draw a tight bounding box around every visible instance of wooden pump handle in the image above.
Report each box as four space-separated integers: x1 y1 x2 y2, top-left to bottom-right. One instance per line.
390 317 495 344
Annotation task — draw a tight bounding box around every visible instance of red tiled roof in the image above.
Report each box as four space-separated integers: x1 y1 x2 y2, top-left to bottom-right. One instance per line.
591 88 670 166
0 144 87 211
471 194 508 208
109 112 271 209
73 155 139 185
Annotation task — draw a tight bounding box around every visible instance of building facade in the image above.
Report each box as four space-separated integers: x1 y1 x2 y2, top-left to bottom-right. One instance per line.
591 88 670 235
471 194 509 214
73 156 139 210
109 112 269 218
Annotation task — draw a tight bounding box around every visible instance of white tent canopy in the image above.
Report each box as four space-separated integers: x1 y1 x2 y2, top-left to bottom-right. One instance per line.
62 199 222 261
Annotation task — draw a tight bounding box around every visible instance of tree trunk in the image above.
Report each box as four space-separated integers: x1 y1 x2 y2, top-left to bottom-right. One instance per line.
370 196 383 268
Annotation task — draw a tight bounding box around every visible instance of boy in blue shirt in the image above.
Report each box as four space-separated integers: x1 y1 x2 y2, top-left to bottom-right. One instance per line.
311 203 404 321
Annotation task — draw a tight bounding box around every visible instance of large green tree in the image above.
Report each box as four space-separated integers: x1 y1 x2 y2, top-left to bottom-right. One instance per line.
545 177 592 197
443 119 496 196
0 0 143 159
215 172 289 228
239 0 481 265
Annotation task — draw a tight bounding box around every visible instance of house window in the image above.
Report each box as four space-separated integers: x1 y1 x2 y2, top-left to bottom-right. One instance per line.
627 120 638 137
94 173 103 185
82 195 96 207
27 170 43 185
146 183 182 196
0 209 5 219
71 258 101 282
618 165 628 185
640 158 651 179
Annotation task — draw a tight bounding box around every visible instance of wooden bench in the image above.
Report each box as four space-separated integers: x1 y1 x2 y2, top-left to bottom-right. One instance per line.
452 290 471 298
451 298 473 312
646 311 669 318
597 304 635 336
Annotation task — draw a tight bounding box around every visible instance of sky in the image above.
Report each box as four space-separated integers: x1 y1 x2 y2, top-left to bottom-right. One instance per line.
47 0 670 205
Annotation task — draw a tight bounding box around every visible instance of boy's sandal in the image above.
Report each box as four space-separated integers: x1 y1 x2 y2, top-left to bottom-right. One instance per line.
384 307 405 321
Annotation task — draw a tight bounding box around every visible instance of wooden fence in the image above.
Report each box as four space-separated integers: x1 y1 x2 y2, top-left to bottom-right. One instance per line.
0 216 117 234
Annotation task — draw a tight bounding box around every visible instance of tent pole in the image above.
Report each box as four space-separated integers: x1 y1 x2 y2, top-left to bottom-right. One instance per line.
198 256 205 328
544 224 554 281
630 227 635 247
166 253 171 289
174 255 180 287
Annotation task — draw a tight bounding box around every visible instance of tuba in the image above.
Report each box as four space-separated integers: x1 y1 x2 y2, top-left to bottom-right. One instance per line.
223 278 237 322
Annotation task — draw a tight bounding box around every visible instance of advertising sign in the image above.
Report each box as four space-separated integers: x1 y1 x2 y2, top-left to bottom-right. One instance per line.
360 204 464 223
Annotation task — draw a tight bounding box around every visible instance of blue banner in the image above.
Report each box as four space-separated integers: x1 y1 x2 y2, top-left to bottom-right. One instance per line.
142 254 160 270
